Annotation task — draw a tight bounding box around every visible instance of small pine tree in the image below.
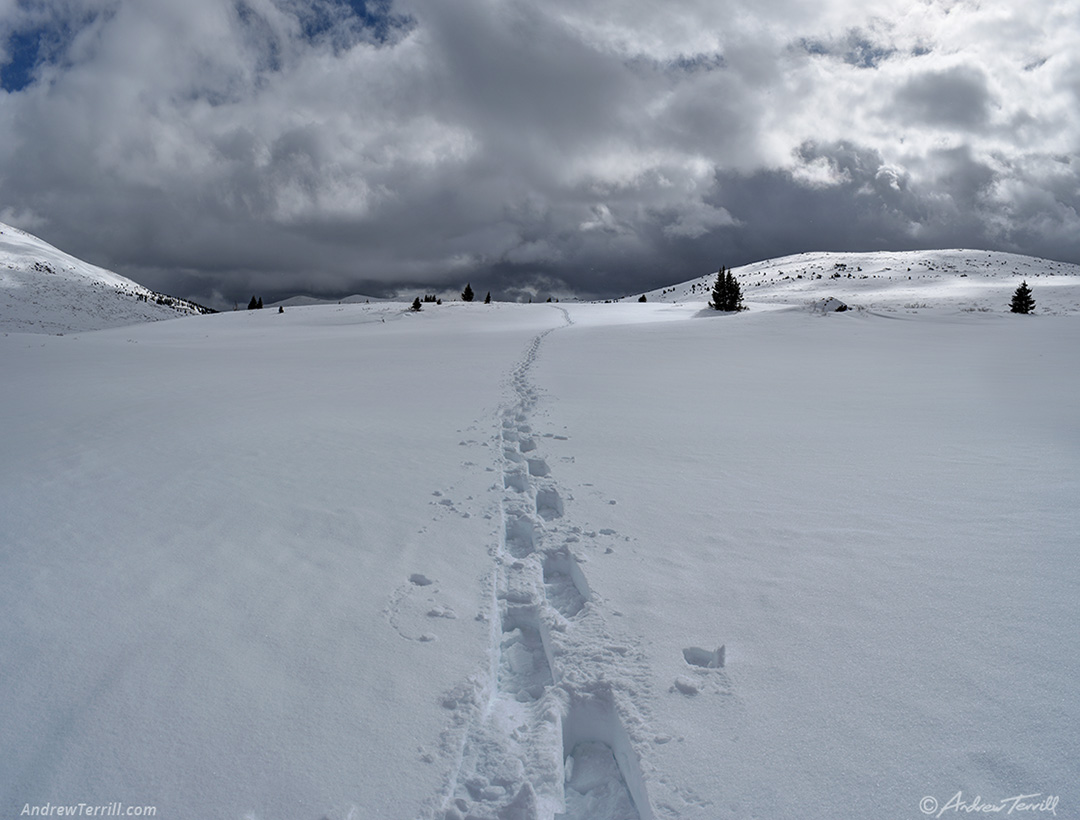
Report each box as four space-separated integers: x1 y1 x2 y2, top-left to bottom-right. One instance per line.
726 271 743 311
410 297 422 312
256 297 263 309
484 291 491 304
248 296 258 310
462 283 475 302
1010 281 1035 314
709 266 744 311
710 267 725 310
638 294 647 302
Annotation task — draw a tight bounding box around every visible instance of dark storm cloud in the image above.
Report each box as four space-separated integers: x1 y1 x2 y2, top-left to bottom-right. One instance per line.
0 0 1078 306
711 143 991 256
893 65 993 129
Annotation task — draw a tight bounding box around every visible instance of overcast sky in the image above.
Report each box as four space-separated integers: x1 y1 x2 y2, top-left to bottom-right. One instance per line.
1 0 1078 305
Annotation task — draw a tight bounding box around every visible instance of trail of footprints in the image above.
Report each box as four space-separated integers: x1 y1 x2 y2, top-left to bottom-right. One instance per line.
440 318 654 820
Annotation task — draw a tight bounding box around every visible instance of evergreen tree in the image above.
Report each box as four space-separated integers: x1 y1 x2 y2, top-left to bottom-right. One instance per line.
248 296 258 310
709 266 744 311
484 291 491 304
256 297 263 309
639 294 647 302
410 297 422 311
1010 281 1035 314
462 283 475 302
725 271 743 311
710 267 726 310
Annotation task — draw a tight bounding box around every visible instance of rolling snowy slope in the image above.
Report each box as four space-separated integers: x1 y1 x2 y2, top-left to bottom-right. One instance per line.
0 222 212 333
1 263 1078 819
639 249 1080 315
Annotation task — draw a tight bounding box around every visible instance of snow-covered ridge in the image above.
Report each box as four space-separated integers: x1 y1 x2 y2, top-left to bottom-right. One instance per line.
5 218 1080 335
0 221 213 334
269 293 389 308
636 249 1080 315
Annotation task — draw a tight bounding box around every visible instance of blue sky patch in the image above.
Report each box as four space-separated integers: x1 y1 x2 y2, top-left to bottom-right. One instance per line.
2 27 46 91
290 0 413 48
2 8 106 93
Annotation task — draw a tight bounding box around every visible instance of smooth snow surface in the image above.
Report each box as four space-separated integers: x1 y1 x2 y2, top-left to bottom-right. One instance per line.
2 268 1078 819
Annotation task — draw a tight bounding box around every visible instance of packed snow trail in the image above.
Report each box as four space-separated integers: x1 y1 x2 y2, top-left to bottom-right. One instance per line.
437 307 656 820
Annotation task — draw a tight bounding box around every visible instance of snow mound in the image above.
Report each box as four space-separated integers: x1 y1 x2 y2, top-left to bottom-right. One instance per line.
0 222 213 333
817 297 849 313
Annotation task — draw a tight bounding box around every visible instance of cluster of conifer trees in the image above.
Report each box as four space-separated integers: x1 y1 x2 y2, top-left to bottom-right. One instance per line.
411 283 491 311
710 266 744 312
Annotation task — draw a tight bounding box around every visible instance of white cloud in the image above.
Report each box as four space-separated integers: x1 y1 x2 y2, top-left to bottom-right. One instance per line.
662 204 738 239
0 0 1076 303
0 205 47 230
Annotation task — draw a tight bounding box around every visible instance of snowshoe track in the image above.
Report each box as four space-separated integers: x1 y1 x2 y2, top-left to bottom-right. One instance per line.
436 307 656 820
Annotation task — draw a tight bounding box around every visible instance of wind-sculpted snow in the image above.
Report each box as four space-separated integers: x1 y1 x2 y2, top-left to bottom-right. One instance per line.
437 307 657 820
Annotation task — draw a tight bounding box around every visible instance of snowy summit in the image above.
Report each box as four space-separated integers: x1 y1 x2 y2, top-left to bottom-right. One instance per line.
0 221 212 334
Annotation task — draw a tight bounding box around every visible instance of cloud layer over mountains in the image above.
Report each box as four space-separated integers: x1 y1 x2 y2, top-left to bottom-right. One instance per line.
2 0 1078 304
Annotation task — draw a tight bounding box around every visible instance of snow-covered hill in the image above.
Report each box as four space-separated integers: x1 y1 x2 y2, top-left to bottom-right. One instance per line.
0 222 213 334
268 293 393 309
5 220 1078 336
635 249 1080 315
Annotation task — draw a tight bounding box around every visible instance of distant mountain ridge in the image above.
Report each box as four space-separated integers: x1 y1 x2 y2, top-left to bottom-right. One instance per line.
269 293 388 308
4 219 1080 333
0 221 213 334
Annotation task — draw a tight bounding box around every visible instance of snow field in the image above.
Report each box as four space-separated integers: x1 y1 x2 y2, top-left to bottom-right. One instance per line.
534 304 1080 818
440 308 652 819
2 297 1077 820
1 304 558 819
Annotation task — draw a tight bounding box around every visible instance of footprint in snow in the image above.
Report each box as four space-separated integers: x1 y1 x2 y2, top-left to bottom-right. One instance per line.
683 645 725 668
383 575 455 642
